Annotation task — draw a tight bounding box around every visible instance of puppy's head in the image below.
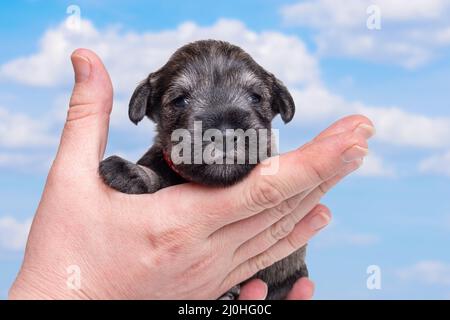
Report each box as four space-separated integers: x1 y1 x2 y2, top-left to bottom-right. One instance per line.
129 40 295 186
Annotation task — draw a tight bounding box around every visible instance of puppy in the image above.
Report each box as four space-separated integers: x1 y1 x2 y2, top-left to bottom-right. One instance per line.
99 40 307 300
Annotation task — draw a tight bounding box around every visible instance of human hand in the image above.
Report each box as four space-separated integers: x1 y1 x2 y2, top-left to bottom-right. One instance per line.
239 277 314 300
9 49 373 299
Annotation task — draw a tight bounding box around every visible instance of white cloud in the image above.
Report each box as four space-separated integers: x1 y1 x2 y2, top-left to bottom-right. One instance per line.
315 232 380 248
357 106 450 148
313 221 380 248
0 152 53 171
374 0 449 21
292 86 348 122
282 0 450 28
281 0 450 68
0 106 57 148
0 152 35 167
0 18 319 94
0 216 32 251
419 151 450 177
0 17 321 131
293 85 450 149
357 152 395 177
397 260 450 286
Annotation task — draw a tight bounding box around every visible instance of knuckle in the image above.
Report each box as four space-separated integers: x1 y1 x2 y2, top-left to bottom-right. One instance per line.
317 182 327 196
251 252 274 273
270 195 299 219
66 101 111 123
148 225 191 253
285 194 303 211
268 202 289 221
246 178 285 211
66 102 96 122
351 132 368 149
301 155 330 184
269 217 295 241
183 249 217 280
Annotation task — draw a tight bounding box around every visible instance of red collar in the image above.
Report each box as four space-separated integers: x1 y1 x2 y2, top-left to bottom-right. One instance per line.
163 150 190 181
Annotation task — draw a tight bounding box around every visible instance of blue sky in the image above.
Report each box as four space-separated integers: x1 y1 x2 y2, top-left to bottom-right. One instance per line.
1 0 450 299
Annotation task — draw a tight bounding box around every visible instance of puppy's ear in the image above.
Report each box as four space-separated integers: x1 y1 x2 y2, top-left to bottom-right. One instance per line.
129 79 151 125
129 74 161 125
271 77 295 123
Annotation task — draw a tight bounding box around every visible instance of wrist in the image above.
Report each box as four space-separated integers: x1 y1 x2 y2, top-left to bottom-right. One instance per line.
9 268 88 300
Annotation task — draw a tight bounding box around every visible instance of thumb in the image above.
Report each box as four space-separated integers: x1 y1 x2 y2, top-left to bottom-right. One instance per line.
55 48 113 173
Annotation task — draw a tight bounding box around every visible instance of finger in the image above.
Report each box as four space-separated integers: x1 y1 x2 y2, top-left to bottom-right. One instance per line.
232 195 332 265
216 158 361 246
218 192 307 246
312 114 374 142
54 48 113 174
224 205 331 288
238 279 268 300
285 277 315 300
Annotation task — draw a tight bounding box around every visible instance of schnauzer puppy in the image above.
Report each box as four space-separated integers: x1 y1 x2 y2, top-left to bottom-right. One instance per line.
99 40 307 300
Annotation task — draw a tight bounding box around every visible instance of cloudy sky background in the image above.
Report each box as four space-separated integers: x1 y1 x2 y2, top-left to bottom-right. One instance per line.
1 0 450 299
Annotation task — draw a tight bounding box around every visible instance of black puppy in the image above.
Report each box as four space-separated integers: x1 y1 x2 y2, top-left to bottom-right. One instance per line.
99 40 307 300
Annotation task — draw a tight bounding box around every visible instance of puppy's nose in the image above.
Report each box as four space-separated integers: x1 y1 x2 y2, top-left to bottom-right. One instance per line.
206 125 239 143
198 108 251 132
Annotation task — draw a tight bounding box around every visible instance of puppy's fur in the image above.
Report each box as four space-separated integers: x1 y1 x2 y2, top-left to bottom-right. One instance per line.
100 40 307 299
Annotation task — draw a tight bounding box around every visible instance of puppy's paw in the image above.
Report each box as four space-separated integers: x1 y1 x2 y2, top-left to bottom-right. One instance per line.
99 156 158 194
265 263 308 300
218 285 240 300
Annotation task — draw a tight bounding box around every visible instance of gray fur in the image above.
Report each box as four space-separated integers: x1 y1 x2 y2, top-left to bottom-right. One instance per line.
99 40 307 299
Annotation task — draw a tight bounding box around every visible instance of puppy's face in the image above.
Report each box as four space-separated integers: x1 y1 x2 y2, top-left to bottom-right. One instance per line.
129 40 295 186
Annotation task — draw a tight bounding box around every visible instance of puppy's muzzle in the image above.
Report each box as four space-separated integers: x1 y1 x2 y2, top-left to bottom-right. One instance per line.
195 108 252 132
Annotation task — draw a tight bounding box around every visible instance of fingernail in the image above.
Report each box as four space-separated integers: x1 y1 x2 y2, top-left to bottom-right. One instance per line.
71 54 91 83
342 145 369 163
307 211 330 230
353 123 375 139
260 282 268 300
341 158 363 175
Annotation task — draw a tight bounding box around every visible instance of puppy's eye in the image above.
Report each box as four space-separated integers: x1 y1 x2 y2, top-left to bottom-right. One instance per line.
248 93 262 104
173 96 189 108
